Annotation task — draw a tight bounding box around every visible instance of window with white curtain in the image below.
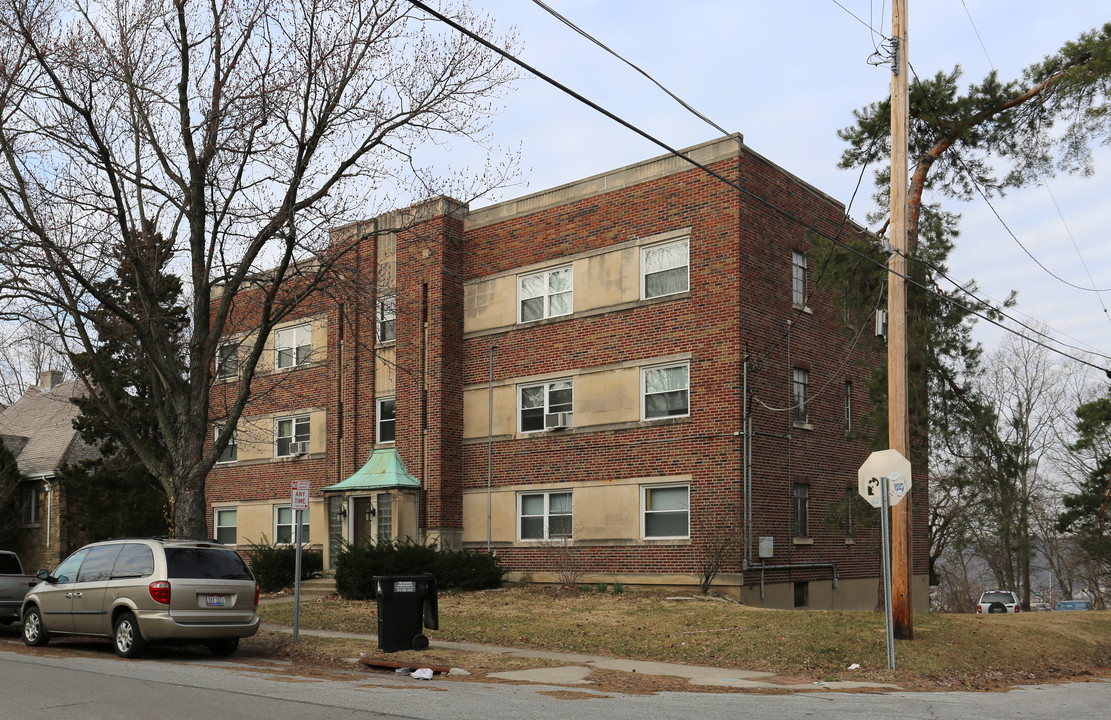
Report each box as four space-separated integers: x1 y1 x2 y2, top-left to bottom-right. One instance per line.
641 238 689 299
642 363 690 419
518 266 572 323
377 294 396 343
792 250 807 307
275 324 312 369
518 491 572 540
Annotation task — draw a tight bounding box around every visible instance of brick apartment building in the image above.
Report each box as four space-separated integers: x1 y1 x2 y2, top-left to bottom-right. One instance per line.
205 135 930 610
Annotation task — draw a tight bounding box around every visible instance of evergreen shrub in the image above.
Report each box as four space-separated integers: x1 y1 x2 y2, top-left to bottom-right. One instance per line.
245 535 323 593
334 539 503 600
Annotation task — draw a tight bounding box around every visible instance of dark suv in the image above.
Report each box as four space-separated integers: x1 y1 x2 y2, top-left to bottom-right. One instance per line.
22 538 260 658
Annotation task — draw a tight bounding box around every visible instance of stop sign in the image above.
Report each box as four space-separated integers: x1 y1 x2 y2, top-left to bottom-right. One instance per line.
858 449 912 507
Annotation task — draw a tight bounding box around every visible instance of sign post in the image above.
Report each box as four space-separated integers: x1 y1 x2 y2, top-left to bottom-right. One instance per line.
879 479 895 670
858 449 912 670
291 480 310 642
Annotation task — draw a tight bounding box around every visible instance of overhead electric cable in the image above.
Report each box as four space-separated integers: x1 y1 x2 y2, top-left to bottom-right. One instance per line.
907 63 1111 293
526 0 882 365
959 0 995 69
830 0 885 36
921 19 1111 337
529 0 733 141
406 0 1111 374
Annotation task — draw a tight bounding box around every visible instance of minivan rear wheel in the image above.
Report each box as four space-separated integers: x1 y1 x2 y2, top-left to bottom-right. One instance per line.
114 612 147 658
22 606 49 647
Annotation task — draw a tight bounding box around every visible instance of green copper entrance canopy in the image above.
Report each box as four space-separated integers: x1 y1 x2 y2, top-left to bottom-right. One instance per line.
322 448 420 492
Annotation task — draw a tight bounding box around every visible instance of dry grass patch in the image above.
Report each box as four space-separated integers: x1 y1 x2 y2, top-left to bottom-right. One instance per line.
258 586 1111 691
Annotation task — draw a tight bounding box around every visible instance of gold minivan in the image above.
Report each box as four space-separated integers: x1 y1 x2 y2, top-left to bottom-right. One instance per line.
21 537 260 658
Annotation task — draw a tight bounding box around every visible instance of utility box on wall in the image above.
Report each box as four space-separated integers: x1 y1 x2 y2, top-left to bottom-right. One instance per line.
759 536 774 559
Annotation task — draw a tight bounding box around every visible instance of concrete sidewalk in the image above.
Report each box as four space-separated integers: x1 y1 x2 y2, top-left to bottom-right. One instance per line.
260 622 900 692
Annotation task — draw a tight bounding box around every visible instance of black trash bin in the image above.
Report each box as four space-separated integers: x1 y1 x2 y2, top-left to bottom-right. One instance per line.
374 574 439 652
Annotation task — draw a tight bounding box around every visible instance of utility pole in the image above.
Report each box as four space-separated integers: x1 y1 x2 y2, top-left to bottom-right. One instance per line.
888 0 914 640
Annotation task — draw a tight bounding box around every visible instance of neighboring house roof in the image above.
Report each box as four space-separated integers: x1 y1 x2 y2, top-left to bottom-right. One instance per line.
0 379 98 477
323 448 421 492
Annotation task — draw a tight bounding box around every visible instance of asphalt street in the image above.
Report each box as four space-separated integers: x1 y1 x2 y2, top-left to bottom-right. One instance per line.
2 646 1110 720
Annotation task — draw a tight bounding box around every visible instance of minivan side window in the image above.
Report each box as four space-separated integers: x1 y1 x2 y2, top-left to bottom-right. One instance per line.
76 545 124 583
111 544 156 579
52 548 90 583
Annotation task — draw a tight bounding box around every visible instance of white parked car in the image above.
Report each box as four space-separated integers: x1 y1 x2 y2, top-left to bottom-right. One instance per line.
977 590 1021 614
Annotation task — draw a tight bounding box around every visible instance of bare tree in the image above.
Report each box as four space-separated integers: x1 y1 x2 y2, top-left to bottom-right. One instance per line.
538 534 585 590
695 522 738 595
0 320 69 405
0 0 518 536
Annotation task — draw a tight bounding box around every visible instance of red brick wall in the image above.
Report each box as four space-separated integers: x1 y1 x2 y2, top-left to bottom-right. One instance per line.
205 145 929 593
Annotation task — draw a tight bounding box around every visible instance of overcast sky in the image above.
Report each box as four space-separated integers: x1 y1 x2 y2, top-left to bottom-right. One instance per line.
427 1 1111 369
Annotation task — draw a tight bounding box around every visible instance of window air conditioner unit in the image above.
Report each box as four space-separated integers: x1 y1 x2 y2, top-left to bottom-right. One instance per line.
291 441 311 456
544 412 573 430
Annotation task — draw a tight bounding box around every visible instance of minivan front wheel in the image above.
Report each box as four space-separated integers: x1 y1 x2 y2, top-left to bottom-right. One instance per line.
22 606 49 647
113 612 147 658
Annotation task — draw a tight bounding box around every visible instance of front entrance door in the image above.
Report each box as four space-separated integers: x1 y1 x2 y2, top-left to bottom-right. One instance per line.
352 497 374 549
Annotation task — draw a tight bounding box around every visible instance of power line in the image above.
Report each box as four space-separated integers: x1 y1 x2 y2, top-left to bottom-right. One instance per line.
829 0 886 37
407 0 871 271
958 0 995 70
527 0 733 142
525 0 884 366
908 62 1111 293
405 0 1111 375
935 14 1111 337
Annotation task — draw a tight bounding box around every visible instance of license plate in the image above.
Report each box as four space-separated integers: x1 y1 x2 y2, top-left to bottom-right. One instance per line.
206 595 227 607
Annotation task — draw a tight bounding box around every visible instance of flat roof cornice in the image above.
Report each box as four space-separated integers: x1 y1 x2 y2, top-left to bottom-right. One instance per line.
466 134 747 229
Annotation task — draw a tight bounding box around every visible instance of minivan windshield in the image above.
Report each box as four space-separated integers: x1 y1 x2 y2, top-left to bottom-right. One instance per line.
165 547 253 580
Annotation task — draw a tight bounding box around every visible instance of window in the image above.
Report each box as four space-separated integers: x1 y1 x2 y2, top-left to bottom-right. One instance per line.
216 342 239 380
275 415 310 457
275 323 312 369
518 266 572 323
793 483 809 538
275 506 310 545
518 379 572 432
377 294 396 343
214 508 237 545
377 397 396 443
21 484 40 524
52 548 89 583
642 484 689 539
844 381 852 434
642 238 689 299
111 544 155 579
792 250 807 307
215 424 237 463
794 581 809 608
643 363 689 420
792 367 809 425
519 491 572 540
844 485 855 538
77 545 123 583
376 493 393 543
